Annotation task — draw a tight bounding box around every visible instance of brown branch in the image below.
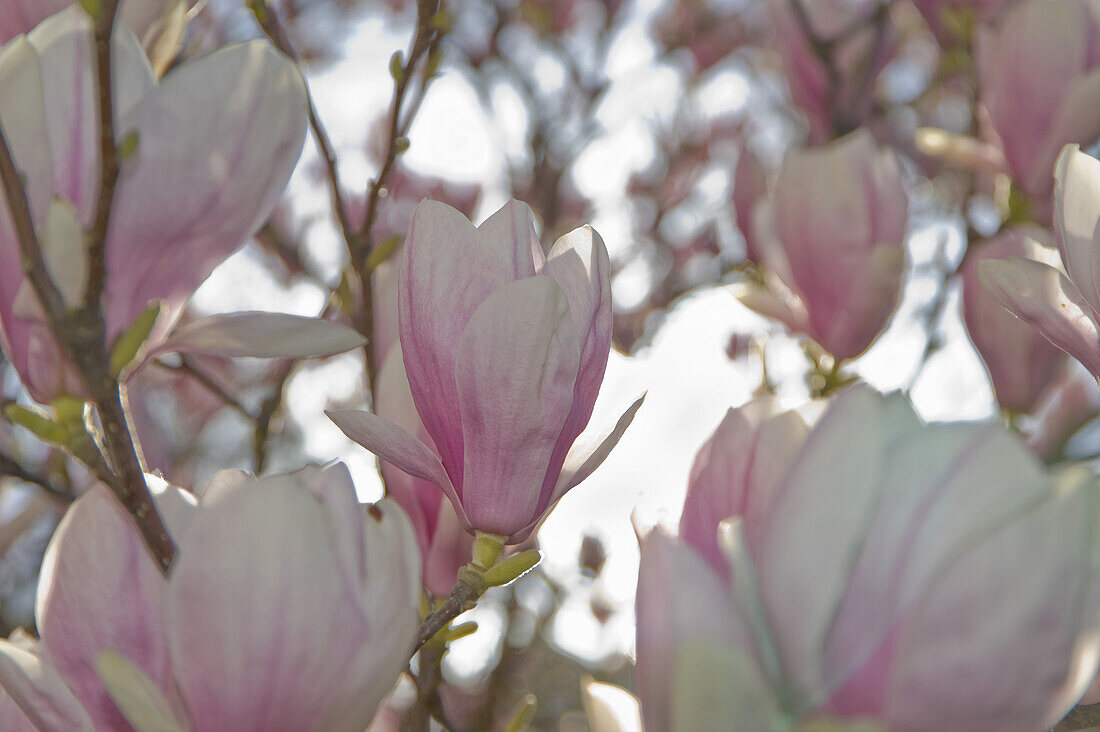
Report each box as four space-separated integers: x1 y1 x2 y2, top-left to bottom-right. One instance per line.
1055 703 1100 731
0 23 175 570
155 356 256 420
84 0 124 310
252 361 294 474
0 450 72 502
415 567 486 651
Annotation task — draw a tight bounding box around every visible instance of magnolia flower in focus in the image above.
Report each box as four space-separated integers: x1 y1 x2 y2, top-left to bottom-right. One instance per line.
0 8 320 403
0 465 420 731
980 0 1100 201
737 131 908 361
330 200 643 543
980 145 1100 379
961 229 1066 414
637 386 1100 731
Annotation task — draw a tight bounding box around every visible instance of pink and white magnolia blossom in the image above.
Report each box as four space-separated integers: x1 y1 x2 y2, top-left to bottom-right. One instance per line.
0 465 420 732
738 131 908 361
980 145 1100 379
637 386 1100 731
329 200 642 543
979 0 1100 201
1025 364 1100 460
961 229 1066 414
0 8 316 403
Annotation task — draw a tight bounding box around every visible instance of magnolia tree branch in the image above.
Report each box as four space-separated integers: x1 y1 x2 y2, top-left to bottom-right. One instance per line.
0 8 175 570
1056 703 1100 731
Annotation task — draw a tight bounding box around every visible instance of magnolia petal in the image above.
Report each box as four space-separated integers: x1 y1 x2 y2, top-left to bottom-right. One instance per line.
36 486 172 730
734 280 810 335
1055 144 1100 312
399 200 534 477
0 32 52 399
316 499 421 732
28 7 154 221
0 638 93 731
978 256 1100 377
0 1 67 44
552 393 646 501
103 40 307 342
753 386 923 703
326 408 462 523
455 276 581 538
41 197 86 308
157 312 365 360
887 468 1100 730
168 475 371 731
539 224 614 504
95 650 186 732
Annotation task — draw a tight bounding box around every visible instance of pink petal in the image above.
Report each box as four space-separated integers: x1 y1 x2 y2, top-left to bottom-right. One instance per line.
0 635 92 731
168 473 371 731
978 256 1100 377
103 40 307 343
454 276 581 538
1054 144 1100 312
398 200 541 483
0 0 67 43
36 486 173 730
155 311 365 360
326 407 463 526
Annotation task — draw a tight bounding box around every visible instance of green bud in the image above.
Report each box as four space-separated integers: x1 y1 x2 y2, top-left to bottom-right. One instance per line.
501 694 537 732
471 531 506 569
389 51 404 83
445 622 478 642
5 404 67 445
394 136 410 155
109 302 161 378
78 0 102 19
483 550 541 587
118 131 139 161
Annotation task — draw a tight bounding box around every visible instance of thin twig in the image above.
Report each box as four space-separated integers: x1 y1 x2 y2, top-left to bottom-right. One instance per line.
0 450 72 502
252 361 294 474
1055 703 1100 731
247 1 357 250
84 0 124 310
154 356 256 420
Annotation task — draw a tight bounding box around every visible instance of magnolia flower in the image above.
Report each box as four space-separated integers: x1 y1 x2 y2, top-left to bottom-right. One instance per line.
0 8 350 404
732 146 767 264
738 131 908 361
769 0 893 142
979 0 1100 200
375 345 473 597
1025 365 1100 460
330 200 642 543
961 229 1066 414
980 145 1100 379
637 386 1100 731
0 465 420 731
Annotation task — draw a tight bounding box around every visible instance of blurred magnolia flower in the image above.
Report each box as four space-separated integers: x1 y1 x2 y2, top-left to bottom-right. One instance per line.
961 229 1066 414
0 0 191 49
0 465 420 731
737 131 908 361
330 200 642 543
980 0 1100 201
375 345 473 597
980 145 1100 379
732 146 767 264
581 677 643 732
0 8 366 405
637 386 1100 731
769 0 893 142
678 398 808 576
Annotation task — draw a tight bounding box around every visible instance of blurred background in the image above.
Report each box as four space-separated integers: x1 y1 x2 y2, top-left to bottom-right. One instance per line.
5 0 1100 728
